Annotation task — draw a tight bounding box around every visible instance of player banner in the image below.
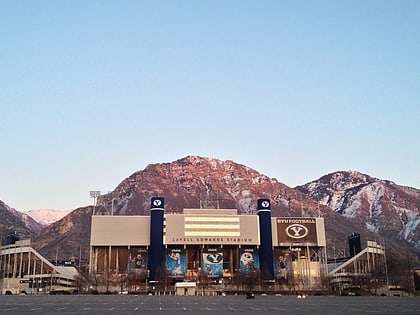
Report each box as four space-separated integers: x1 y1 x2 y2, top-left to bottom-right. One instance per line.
166 247 186 277
128 247 148 275
273 248 292 280
202 247 223 277
239 247 260 273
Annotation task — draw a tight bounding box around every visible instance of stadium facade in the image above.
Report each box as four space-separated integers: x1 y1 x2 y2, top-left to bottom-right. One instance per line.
89 198 327 293
0 240 79 295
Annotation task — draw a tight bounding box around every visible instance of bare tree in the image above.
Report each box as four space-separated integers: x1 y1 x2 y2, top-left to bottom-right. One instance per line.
386 249 416 295
197 268 209 295
404 252 416 296
89 271 99 293
116 273 128 294
241 263 260 294
155 263 169 293
99 268 112 293
74 272 88 294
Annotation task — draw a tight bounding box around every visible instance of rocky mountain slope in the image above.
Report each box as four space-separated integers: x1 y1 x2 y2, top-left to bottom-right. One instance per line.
31 206 93 261
30 156 386 261
297 170 420 255
0 200 43 242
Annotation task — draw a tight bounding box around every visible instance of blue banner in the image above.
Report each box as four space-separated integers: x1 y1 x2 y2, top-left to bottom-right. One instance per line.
128 247 148 275
239 247 260 273
202 247 223 277
166 247 186 277
273 249 292 280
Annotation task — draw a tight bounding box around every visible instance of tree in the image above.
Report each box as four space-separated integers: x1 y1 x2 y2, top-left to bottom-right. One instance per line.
197 268 209 295
404 252 416 296
241 263 260 294
155 263 168 293
74 271 88 294
386 249 415 295
116 273 128 294
89 271 100 293
99 267 112 293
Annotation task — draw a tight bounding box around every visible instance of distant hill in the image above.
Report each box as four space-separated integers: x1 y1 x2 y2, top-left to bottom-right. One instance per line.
24 209 71 227
0 200 43 241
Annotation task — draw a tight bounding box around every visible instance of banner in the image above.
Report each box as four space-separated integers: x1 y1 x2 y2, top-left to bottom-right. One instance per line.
128 247 148 275
239 247 260 273
202 247 223 277
273 248 292 280
276 218 318 245
166 247 186 277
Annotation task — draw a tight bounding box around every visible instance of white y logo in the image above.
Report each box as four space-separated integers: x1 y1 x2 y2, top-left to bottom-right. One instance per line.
286 224 308 239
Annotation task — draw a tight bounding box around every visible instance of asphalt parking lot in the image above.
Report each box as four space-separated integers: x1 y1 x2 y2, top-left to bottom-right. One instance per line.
0 294 419 315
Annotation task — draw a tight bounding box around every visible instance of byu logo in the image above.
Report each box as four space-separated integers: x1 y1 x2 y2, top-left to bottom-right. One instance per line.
204 253 223 264
286 224 308 239
261 201 270 208
153 199 162 207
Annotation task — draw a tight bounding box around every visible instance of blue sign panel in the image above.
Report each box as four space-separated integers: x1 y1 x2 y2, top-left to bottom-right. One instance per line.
273 249 292 280
202 247 223 277
128 247 148 276
239 247 260 273
166 247 186 277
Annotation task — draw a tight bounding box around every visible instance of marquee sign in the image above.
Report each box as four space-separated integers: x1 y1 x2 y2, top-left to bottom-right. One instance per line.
276 218 318 245
164 214 260 245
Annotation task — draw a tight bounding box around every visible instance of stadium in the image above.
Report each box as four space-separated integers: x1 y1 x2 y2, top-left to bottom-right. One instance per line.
0 239 79 295
2 197 392 295
89 197 327 294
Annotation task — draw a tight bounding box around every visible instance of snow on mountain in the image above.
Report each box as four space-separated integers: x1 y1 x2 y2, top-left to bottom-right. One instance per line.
0 200 43 238
297 170 420 253
24 209 71 227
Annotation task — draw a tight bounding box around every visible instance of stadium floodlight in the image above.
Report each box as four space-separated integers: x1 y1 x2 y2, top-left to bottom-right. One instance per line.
90 190 101 200
90 191 101 215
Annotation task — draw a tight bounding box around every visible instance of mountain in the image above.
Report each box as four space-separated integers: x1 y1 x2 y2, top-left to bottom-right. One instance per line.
24 209 71 227
32 156 381 261
32 156 313 259
0 200 43 242
297 170 420 255
31 206 93 262
3 156 418 264
94 155 316 216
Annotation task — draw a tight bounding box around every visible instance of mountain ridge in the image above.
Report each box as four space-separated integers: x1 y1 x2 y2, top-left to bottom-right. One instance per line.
297 170 420 253
0 200 43 240
1 156 419 263
23 209 71 227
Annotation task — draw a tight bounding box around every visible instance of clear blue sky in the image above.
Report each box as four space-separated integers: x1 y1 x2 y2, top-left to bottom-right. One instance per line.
1 1 419 211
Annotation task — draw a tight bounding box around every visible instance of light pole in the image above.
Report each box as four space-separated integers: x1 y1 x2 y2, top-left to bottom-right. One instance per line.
88 191 100 285
90 191 101 215
109 191 116 216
